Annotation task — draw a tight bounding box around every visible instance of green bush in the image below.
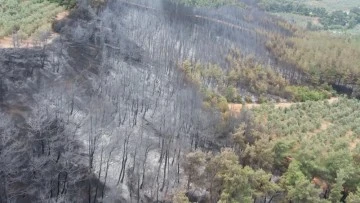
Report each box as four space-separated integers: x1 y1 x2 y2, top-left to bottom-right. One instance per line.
224 86 239 103
285 86 330 102
234 95 243 103
258 95 268 104
201 88 229 112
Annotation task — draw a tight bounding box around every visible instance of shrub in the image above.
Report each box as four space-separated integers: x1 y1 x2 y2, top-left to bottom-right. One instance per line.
217 96 229 113
245 95 253 103
284 86 330 102
224 86 237 102
234 95 243 103
258 95 268 104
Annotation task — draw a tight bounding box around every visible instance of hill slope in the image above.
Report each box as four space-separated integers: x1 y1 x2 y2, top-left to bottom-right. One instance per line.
1 0 360 202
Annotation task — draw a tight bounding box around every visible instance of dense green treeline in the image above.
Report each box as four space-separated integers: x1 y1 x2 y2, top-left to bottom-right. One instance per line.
321 8 360 29
260 0 328 17
266 29 360 97
225 50 288 99
179 50 331 105
259 0 360 30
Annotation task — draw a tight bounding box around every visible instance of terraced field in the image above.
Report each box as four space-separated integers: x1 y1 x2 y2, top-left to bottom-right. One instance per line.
0 0 64 38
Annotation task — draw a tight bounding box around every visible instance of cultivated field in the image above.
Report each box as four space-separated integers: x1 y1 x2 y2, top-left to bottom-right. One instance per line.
0 0 64 38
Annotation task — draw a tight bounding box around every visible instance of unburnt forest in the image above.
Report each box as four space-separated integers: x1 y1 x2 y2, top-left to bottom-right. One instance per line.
0 0 359 203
